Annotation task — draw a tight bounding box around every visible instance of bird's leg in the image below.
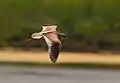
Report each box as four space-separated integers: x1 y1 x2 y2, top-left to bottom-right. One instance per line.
57 32 69 39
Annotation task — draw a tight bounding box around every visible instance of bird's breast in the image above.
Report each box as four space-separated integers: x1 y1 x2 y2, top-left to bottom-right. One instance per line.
44 32 61 45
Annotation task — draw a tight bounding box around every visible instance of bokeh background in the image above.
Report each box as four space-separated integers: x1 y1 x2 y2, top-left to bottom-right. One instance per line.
1 0 120 52
0 1 120 83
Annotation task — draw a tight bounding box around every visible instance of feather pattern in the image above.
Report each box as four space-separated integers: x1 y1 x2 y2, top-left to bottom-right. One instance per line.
41 25 61 63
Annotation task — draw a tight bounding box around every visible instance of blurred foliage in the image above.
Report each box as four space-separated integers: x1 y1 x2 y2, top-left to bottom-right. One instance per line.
0 0 120 52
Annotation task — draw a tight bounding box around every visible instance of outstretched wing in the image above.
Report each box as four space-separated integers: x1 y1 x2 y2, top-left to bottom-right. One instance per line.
42 25 61 63
49 43 61 63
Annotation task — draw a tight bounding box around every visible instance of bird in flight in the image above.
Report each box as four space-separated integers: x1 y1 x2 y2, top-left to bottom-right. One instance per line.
25 24 69 63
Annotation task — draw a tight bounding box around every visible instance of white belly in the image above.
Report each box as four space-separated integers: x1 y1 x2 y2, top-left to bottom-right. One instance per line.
43 35 52 47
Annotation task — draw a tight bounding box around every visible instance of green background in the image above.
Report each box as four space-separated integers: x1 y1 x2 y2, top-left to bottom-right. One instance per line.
1 0 120 52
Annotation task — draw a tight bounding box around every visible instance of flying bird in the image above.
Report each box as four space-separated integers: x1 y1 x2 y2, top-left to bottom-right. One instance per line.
25 24 68 63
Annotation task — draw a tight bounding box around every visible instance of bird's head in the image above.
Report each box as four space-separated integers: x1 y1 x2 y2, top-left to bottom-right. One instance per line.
31 32 42 39
24 32 42 42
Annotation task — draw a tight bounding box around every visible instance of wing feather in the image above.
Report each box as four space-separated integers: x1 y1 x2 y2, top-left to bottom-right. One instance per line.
41 25 61 63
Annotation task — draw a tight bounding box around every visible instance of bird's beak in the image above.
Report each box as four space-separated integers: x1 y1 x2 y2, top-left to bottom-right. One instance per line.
24 38 32 42
66 36 70 39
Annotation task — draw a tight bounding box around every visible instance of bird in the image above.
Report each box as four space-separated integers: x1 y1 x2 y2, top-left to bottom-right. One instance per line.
25 24 68 63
